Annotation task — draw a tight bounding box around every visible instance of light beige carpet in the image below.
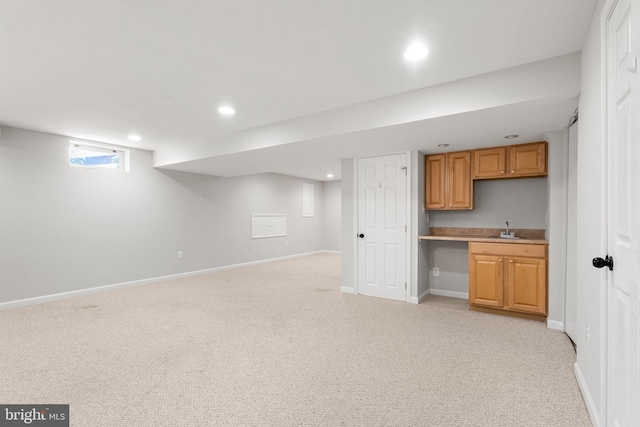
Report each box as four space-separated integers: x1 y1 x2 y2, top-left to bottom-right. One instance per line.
1 253 591 426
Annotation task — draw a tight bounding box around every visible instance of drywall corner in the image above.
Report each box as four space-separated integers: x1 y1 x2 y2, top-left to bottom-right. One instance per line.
340 158 356 292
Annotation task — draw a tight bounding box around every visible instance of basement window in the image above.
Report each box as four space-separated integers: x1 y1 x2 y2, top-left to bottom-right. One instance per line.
69 142 129 171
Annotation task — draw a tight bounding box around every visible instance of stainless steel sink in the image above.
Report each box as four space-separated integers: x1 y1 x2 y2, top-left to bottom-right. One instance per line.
492 222 520 239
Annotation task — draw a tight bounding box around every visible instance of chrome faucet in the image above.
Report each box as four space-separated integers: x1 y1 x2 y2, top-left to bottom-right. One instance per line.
500 221 515 238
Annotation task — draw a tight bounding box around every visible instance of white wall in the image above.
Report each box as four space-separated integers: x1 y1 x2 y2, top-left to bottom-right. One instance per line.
544 130 570 329
322 180 341 252
340 158 356 293
574 0 609 423
428 178 548 229
565 122 579 341
411 151 430 302
427 241 469 297
0 126 327 304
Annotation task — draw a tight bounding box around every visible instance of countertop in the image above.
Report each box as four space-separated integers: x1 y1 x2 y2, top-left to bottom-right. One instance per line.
418 227 548 245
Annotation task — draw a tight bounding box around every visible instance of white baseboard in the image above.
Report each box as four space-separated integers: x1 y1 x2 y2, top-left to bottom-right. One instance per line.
340 287 357 294
320 250 341 255
574 362 600 426
410 289 431 304
546 320 565 331
0 251 328 311
429 289 469 299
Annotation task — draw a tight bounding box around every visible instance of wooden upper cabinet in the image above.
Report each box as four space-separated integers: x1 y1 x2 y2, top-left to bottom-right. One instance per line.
425 154 446 209
508 141 547 177
472 141 547 180
473 147 506 179
446 151 473 209
425 151 473 210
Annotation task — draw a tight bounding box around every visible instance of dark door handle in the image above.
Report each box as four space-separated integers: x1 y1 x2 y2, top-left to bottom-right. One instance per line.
358 233 365 238
592 256 614 271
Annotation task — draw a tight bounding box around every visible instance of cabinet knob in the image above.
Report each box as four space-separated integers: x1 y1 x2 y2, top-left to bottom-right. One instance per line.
501 170 504 174
510 259 514 263
511 170 515 173
441 203 444 207
499 258 503 262
449 203 453 207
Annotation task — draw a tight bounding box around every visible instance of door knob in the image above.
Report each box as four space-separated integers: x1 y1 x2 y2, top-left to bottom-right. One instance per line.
358 233 365 238
592 256 614 271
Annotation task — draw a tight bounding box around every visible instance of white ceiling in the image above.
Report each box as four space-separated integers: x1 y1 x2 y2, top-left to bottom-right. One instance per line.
0 0 597 181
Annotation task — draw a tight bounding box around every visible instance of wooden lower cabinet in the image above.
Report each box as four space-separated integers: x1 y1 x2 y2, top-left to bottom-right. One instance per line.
469 242 547 319
507 256 546 314
468 254 504 308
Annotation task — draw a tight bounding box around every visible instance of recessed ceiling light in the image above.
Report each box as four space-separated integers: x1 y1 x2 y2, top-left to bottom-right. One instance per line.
326 174 334 178
218 106 236 116
504 134 519 139
404 43 429 61
127 134 141 141
438 144 449 148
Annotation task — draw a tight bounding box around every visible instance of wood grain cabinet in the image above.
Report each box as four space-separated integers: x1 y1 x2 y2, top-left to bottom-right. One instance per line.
425 151 473 210
472 141 547 180
473 147 507 179
469 242 547 319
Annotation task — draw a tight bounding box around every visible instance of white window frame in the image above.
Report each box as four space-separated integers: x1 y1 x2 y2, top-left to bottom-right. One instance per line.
69 141 130 172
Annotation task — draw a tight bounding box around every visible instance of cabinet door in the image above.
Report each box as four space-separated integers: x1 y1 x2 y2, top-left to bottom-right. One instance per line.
473 147 507 179
446 151 473 209
425 154 446 209
508 142 547 177
469 254 504 308
506 257 547 314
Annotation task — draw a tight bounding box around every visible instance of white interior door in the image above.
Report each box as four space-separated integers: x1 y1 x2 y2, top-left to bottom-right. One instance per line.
357 153 408 301
606 0 640 425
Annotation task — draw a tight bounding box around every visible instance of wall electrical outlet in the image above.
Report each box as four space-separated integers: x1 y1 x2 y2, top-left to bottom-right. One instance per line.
433 267 440 277
177 251 184 259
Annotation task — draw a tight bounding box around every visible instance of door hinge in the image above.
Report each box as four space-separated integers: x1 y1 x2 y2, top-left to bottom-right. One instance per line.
405 282 407 290
405 225 407 233
401 166 407 175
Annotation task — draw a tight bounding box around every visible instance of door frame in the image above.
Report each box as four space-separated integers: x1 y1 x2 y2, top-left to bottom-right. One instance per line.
600 2 615 424
352 151 411 302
